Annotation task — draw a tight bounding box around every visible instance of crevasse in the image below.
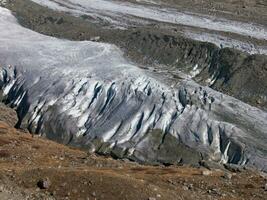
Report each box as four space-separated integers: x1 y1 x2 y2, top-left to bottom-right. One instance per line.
0 7 267 170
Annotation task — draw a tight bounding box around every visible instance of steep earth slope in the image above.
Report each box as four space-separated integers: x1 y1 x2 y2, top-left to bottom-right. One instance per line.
0 6 267 172
1 119 266 200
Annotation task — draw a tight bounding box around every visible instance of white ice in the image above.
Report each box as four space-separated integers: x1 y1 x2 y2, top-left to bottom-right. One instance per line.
0 6 267 170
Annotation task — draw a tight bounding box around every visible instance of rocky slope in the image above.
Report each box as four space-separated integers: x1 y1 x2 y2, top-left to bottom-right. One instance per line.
1 118 267 200
0 103 18 127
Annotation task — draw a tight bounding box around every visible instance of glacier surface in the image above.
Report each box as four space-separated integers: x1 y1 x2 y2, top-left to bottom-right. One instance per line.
0 7 267 170
30 0 267 40
29 0 267 55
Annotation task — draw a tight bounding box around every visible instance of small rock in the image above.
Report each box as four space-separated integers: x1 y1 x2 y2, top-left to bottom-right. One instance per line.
96 163 103 168
200 160 224 170
56 17 64 25
224 164 243 173
188 184 193 190
60 182 67 187
83 181 88 185
167 179 175 185
182 186 189 191
91 192 96 197
207 188 219 195
222 172 232 180
90 36 101 42
122 158 130 162
148 197 156 200
264 183 267 191
37 178 51 189
202 170 212 176
0 185 4 192
211 188 219 195
156 194 161 198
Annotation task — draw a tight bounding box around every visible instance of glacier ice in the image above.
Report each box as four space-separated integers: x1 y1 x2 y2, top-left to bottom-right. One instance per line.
29 0 267 55
0 7 267 170
30 0 267 40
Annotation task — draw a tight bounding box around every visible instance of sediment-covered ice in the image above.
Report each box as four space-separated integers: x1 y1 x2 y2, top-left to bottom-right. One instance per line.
184 32 267 55
0 7 267 170
30 0 267 50
30 0 267 40
0 0 7 6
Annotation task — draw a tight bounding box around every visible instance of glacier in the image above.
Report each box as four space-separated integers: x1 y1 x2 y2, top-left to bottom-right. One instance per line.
29 0 267 55
30 0 267 40
0 6 267 170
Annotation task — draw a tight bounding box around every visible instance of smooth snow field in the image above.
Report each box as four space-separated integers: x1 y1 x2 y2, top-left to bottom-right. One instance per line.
0 7 267 170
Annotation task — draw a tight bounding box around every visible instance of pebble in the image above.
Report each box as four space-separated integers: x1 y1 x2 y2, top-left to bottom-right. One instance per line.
167 179 175 185
182 186 189 191
90 36 101 42
91 192 96 197
207 188 220 195
60 182 67 187
202 170 212 176
188 184 193 190
222 172 232 180
0 185 4 192
264 183 267 191
148 197 156 200
83 181 88 185
37 178 51 189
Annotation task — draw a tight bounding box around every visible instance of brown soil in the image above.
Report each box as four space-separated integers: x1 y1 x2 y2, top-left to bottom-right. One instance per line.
0 103 18 127
0 120 267 200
